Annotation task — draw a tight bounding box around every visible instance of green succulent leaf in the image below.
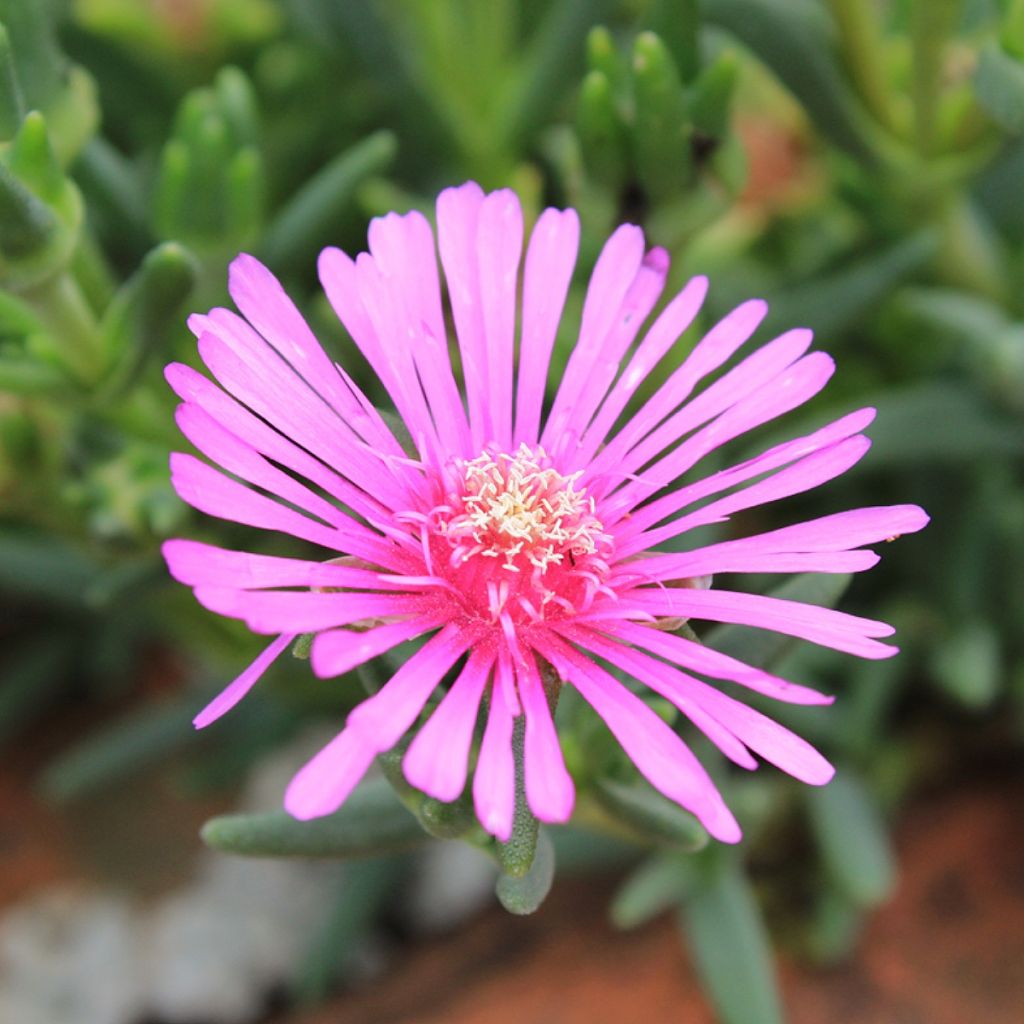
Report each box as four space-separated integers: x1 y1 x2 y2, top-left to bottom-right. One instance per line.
680 858 784 1024
495 825 555 915
807 769 896 907
974 40 1024 133
610 852 691 929
201 776 428 858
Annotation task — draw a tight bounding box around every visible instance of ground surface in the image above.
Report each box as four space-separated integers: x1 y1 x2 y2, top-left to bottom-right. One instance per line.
281 781 1024 1024
3 726 1021 1024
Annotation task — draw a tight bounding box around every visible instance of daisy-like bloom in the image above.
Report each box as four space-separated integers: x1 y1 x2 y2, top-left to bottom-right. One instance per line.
163 182 927 844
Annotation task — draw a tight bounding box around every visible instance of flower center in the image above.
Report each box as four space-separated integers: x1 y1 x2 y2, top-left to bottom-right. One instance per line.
430 444 613 622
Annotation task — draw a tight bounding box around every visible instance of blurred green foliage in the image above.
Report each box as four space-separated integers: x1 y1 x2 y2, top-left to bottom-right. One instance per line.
1 1 1023 1021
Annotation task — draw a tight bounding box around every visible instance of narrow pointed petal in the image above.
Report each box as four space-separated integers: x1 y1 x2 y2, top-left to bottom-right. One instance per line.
473 690 516 841
284 727 378 820
584 298 770 485
345 623 476 751
477 189 523 449
602 620 834 705
569 626 833 784
162 539 419 591
542 223 645 449
550 246 670 461
534 632 741 843
193 632 295 728
192 586 434 634
310 617 444 679
619 588 898 659
558 624 758 770
520 653 575 823
403 647 495 802
578 274 708 463
515 207 580 444
437 182 491 447
616 407 877 544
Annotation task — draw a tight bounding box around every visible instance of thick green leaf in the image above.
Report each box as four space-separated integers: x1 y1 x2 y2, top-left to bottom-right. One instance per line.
496 711 540 877
761 232 936 338
201 776 428 858
594 778 708 851
865 382 1024 466
806 769 895 907
40 697 199 801
99 241 197 391
705 0 874 161
631 32 691 201
610 852 691 929
502 0 604 149
495 826 555 915
0 638 74 748
0 23 24 140
930 619 1002 710
577 70 628 190
974 40 1024 133
705 573 853 671
260 130 396 268
680 858 784 1024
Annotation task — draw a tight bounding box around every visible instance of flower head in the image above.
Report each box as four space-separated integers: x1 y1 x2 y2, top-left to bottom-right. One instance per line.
164 182 927 844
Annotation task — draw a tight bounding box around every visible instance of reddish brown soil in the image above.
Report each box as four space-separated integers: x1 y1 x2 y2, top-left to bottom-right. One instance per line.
285 782 1024 1024
2 714 1020 1024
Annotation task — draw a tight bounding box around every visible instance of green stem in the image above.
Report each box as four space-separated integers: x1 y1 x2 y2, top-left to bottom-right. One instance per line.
910 0 962 156
21 270 103 384
933 193 1009 303
828 0 898 134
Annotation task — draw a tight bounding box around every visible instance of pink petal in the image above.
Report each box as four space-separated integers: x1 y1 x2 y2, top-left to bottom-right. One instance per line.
310 616 445 679
617 435 872 559
162 539 419 591
228 253 402 455
600 620 833 705
166 363 398 524
176 402 353 529
577 274 708 463
533 632 742 843
403 646 495 802
345 623 477 751
584 298 770 485
595 330 815 501
194 326 412 516
570 626 832 784
354 251 442 460
615 407 877 546
519 653 576 823
514 207 580 444
606 351 836 518
618 588 898 659
542 224 646 449
624 503 929 578
170 453 349 553
193 585 435 634
477 189 523 449
436 182 491 448
193 632 295 728
473 690 516 841
284 727 378 820
553 247 670 465
559 624 757 771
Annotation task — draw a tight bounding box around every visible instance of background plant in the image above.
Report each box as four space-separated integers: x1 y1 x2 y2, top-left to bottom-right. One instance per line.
1 2 1022 1022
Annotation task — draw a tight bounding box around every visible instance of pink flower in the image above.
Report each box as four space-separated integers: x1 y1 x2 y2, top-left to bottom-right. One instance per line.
163 182 927 844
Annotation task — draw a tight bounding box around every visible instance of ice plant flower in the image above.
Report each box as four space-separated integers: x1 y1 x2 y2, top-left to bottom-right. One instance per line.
163 182 927 844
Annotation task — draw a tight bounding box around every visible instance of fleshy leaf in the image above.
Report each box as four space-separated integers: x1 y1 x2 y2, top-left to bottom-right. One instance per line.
201 776 428 858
